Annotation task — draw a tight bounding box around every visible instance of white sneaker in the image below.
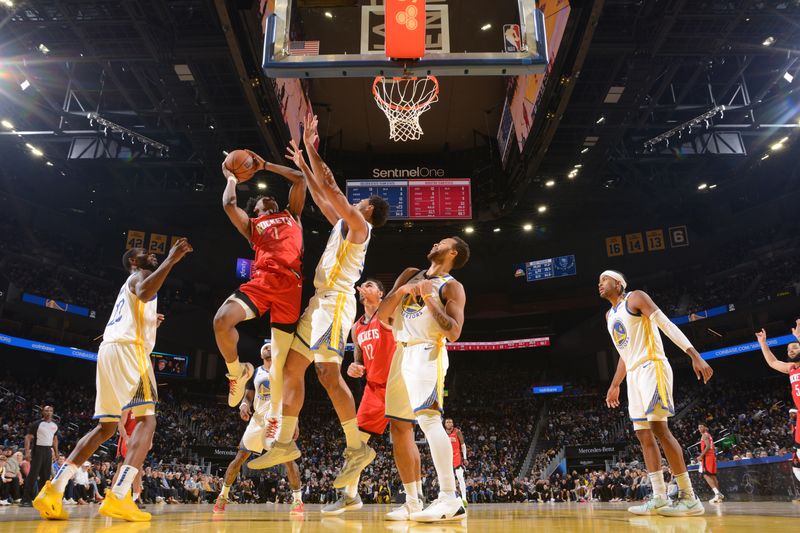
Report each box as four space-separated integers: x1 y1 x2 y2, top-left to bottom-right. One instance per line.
386 499 423 521
65 498 77 506
227 362 254 407
320 493 363 516
0 499 9 506
709 493 725 503
657 492 705 517
628 495 670 515
409 495 466 523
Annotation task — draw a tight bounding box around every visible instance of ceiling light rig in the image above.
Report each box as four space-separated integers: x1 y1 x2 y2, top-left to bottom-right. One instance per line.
643 105 725 152
86 113 169 156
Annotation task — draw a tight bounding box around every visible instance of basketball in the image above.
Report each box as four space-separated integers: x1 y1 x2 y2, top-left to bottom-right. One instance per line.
224 150 258 182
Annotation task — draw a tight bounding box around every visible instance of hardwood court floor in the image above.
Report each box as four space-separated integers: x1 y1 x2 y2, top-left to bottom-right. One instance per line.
1 502 799 532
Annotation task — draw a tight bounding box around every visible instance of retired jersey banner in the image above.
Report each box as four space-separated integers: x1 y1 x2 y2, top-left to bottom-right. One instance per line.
126 230 145 250
148 233 167 255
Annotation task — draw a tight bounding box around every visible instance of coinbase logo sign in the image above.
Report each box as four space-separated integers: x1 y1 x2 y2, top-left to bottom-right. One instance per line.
372 167 446 178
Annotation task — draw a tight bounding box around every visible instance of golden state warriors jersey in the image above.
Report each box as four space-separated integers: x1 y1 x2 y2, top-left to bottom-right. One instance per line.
252 366 271 420
606 292 667 371
313 219 372 294
102 275 158 354
395 271 455 343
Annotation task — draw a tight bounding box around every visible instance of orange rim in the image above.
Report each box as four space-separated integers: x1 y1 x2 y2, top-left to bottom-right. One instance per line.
372 75 439 112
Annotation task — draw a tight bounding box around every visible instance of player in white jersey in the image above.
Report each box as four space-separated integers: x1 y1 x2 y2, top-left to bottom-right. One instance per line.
34 239 192 522
377 236 470 522
213 344 304 515
248 114 389 491
599 270 713 517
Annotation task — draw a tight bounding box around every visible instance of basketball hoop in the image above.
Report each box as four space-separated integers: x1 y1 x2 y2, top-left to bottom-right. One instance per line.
372 75 439 142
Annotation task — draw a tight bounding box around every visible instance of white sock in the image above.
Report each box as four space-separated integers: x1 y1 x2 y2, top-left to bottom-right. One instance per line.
278 416 298 444
133 492 140 501
225 359 241 377
52 463 78 493
455 467 467 499
712 487 720 495
344 483 358 498
341 418 361 449
220 484 231 499
674 472 695 499
403 482 418 503
112 465 138 499
793 467 800 483
417 413 456 497
268 328 293 417
293 489 302 503
416 480 423 498
648 471 666 499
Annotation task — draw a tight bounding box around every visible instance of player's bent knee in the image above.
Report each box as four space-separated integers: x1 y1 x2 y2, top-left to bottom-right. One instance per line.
314 362 340 388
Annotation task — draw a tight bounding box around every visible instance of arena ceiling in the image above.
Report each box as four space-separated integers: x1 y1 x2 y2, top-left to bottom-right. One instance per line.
1 0 800 229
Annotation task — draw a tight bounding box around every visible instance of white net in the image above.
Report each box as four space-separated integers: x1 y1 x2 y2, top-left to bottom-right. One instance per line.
372 76 439 142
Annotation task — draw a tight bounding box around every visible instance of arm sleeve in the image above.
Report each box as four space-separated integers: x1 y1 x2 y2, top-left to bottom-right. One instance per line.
649 309 693 352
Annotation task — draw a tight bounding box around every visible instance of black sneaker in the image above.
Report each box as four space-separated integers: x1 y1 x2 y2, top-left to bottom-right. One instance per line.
20 501 33 507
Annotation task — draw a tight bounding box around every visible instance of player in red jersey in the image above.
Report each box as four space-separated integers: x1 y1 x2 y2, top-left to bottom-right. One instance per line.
320 278 424 519
756 322 800 488
696 424 724 503
445 418 468 506
214 151 307 419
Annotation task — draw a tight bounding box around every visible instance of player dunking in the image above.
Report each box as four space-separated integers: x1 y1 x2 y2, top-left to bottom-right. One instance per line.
213 152 306 420
445 418 468 506
379 236 470 522
213 344 304 515
248 115 389 491
756 322 800 490
697 424 724 503
320 278 424 517
34 239 193 521
600 270 713 517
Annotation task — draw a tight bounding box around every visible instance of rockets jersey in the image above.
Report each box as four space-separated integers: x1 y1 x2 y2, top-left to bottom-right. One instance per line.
606 293 668 372
353 313 396 386
791 366 800 410
250 366 272 422
117 411 136 458
313 219 372 294
250 210 303 275
103 274 158 354
394 270 455 344
700 433 715 461
448 428 463 466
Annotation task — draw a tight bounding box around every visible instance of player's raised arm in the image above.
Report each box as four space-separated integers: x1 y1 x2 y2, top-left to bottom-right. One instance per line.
130 238 193 302
252 149 308 218
412 278 466 342
755 329 794 374
301 114 369 242
376 267 420 324
627 290 713 383
221 163 252 241
286 140 338 225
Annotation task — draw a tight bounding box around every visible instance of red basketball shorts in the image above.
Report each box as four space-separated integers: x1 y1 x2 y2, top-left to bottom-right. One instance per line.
235 269 302 325
358 382 389 436
702 456 717 475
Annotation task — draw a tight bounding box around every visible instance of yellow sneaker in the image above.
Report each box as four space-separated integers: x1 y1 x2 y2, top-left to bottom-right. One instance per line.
33 481 69 520
98 491 151 522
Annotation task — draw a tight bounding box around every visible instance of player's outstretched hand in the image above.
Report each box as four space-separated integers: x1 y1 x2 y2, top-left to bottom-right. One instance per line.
167 238 193 263
244 149 267 172
302 114 319 147
693 357 713 384
239 402 251 422
605 385 620 408
792 319 800 342
347 363 365 379
285 140 304 168
755 328 767 344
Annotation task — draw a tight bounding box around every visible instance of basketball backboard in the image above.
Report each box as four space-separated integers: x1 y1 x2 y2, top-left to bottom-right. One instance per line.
263 0 547 78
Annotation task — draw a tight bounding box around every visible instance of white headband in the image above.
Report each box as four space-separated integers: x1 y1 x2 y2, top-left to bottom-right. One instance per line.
601 270 627 290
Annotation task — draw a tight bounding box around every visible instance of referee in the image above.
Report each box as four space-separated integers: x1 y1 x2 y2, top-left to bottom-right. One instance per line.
21 405 59 507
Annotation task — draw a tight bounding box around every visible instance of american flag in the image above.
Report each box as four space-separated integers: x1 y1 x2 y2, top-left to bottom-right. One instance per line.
288 41 320 56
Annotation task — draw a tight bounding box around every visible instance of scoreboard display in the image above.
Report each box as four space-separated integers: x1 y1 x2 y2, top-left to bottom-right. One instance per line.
346 179 472 220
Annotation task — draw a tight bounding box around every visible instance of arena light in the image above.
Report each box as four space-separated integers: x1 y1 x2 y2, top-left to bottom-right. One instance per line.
38 43 50 55
481 23 492 31
0 0 13 7
45 161 54 166
20 79 30 91
573 164 582 168
523 223 533 231
580 147 589 153
785 72 795 83
537 205 547 213
324 11 333 18
464 226 475 234
596 116 605 124
257 182 267 190
761 154 770 160
493 227 501 233
762 36 775 47
697 183 708 190
568 169 578 179
770 137 788 151
30 147 43 157
545 180 555 187
709 184 717 189
1 119 12 129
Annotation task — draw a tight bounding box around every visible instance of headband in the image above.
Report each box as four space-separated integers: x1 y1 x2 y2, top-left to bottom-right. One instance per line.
600 270 627 290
